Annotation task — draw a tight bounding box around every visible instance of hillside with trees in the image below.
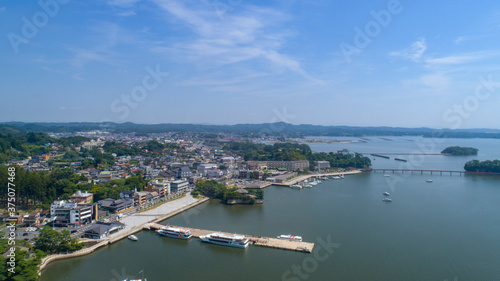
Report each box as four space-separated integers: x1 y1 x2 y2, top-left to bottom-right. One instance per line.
224 142 371 169
0 166 146 209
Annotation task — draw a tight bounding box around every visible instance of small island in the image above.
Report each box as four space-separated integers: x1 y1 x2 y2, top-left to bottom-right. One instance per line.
464 159 500 173
441 146 478 155
191 180 264 205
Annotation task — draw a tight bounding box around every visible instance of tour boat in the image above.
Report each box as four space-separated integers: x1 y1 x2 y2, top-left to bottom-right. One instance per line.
157 226 192 240
277 234 303 242
199 232 249 248
128 235 138 241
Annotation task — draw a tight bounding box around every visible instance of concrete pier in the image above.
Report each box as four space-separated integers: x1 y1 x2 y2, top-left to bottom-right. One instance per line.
144 223 314 253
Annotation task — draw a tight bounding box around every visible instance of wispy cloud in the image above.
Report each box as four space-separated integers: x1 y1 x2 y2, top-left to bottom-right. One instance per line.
117 10 136 16
0 7 6 12
108 0 140 8
425 51 499 66
150 0 317 82
390 38 427 62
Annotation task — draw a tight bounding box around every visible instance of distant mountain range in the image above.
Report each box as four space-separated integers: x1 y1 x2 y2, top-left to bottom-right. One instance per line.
1 122 500 138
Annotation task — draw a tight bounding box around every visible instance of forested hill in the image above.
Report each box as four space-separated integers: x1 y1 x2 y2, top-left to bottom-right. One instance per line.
0 132 89 164
2 122 500 138
224 142 371 169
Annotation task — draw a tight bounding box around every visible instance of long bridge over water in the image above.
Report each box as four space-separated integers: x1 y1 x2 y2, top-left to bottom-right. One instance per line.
365 168 500 176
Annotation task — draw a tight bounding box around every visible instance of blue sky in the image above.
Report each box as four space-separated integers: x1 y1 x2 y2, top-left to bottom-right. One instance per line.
1 0 500 128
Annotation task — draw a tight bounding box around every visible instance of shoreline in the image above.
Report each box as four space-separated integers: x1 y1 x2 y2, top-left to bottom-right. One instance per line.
38 194 209 274
272 170 363 186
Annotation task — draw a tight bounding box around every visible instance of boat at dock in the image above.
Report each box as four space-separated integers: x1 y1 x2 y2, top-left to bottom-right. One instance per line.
277 234 303 242
128 235 138 241
200 233 249 248
291 184 303 189
157 226 192 240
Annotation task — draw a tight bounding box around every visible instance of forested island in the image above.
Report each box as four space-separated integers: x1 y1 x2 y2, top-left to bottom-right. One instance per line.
191 180 264 205
464 160 500 173
441 146 478 155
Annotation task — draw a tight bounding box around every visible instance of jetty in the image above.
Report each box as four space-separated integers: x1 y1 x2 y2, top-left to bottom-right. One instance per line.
273 170 362 187
144 223 314 253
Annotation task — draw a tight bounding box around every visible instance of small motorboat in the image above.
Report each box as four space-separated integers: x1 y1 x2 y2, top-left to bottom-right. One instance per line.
382 198 392 202
426 179 433 183
383 192 390 196
128 235 138 241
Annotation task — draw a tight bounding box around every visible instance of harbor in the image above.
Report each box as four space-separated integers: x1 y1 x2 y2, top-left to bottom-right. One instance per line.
272 170 362 187
144 223 315 253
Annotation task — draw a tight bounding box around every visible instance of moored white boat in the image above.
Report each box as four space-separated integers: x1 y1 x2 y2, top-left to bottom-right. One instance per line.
200 233 249 248
157 226 192 240
291 184 303 189
277 234 303 242
128 235 138 241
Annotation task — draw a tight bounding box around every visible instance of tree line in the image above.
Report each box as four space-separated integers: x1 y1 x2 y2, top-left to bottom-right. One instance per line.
464 160 500 173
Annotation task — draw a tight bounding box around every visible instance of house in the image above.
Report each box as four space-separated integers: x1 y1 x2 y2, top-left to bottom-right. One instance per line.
24 212 40 227
83 221 125 239
98 171 117 183
120 191 135 201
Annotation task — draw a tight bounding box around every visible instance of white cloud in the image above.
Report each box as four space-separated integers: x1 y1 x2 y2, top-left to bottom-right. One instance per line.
390 38 427 62
150 0 317 81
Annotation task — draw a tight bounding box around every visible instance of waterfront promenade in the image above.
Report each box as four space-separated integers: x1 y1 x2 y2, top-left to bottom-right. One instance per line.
273 170 362 186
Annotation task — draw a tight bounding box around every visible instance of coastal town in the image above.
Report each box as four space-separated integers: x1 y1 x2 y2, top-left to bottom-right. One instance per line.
0 129 368 279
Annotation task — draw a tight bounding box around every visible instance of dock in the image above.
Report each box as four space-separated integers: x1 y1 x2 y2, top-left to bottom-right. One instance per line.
144 223 314 253
273 170 362 187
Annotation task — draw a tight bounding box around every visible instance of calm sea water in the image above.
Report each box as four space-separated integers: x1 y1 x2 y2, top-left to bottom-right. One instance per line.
41 137 500 281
